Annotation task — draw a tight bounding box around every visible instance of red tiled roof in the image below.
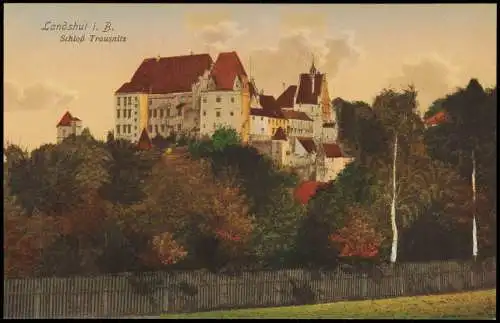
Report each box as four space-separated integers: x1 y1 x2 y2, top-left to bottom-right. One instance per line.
282 110 313 121
276 85 297 108
425 111 447 126
116 54 213 94
323 143 343 158
294 181 327 205
137 128 152 150
296 73 323 104
57 111 80 127
272 127 288 141
297 137 316 154
211 51 247 90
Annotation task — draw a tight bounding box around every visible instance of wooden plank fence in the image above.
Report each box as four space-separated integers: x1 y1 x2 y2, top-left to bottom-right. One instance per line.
3 258 496 318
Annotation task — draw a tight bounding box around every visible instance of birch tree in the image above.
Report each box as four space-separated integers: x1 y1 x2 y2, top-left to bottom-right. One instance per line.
372 86 420 263
437 79 491 260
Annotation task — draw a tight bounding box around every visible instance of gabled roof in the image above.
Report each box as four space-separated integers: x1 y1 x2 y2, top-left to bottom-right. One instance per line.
272 127 288 141
57 111 80 127
259 94 278 110
425 111 447 126
297 137 316 154
294 181 327 205
116 54 213 94
276 85 297 108
323 143 343 158
252 94 286 119
210 51 247 91
282 110 313 122
296 73 323 104
137 128 152 150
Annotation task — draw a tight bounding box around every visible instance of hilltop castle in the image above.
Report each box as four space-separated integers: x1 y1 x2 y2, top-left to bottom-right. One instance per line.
114 52 352 182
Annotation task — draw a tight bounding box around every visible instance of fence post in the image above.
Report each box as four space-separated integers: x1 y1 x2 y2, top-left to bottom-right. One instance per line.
34 280 41 319
103 290 108 318
362 273 367 299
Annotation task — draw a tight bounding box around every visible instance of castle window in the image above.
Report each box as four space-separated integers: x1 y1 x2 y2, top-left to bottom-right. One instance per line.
128 97 132 105
153 109 157 118
117 109 120 118
167 108 170 117
216 111 221 117
230 111 234 116
116 125 120 134
148 109 152 118
117 97 120 106
261 117 263 121
231 97 235 103
123 125 127 133
203 110 206 116
154 125 158 133
203 97 207 103
128 125 131 133
216 96 221 103
160 109 164 118
148 98 152 105
128 109 132 118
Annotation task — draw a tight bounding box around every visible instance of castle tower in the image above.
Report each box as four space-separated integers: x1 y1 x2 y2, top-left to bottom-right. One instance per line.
240 75 251 144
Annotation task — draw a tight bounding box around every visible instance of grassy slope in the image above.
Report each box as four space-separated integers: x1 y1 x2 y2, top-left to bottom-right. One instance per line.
163 289 496 319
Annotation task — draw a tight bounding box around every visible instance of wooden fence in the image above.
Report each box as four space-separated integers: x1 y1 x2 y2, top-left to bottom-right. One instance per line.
3 258 496 318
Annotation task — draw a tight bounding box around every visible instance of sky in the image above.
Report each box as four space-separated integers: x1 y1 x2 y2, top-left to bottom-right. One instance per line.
4 4 497 150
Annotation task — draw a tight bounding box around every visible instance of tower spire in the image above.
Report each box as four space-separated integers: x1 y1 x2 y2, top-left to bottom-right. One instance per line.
310 53 317 75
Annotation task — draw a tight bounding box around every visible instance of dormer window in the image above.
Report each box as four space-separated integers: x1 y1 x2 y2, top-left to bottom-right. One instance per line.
231 97 235 103
234 77 241 90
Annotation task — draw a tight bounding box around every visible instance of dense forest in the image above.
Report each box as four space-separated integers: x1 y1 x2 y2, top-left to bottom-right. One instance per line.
4 79 496 278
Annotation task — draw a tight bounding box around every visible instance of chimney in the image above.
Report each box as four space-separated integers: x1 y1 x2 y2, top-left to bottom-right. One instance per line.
259 89 264 96
156 54 160 62
282 83 286 91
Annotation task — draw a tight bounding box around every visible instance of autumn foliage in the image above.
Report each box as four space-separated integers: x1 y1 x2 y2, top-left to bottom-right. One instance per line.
329 206 384 258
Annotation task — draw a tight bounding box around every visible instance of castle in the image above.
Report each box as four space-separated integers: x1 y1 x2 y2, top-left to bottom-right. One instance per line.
114 52 352 182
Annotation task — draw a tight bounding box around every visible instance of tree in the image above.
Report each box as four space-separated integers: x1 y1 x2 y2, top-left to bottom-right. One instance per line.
134 152 253 270
425 79 495 260
329 205 385 259
7 131 112 216
296 162 376 267
372 86 421 263
211 126 241 152
100 139 159 205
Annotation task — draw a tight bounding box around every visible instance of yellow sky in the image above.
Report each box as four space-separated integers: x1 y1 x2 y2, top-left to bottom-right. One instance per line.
4 4 497 150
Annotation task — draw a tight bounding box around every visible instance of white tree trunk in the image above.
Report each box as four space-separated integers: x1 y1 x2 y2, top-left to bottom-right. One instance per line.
472 149 478 260
390 134 398 264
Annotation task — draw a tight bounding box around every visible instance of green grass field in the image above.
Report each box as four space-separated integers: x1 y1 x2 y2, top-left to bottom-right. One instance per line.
162 289 496 319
